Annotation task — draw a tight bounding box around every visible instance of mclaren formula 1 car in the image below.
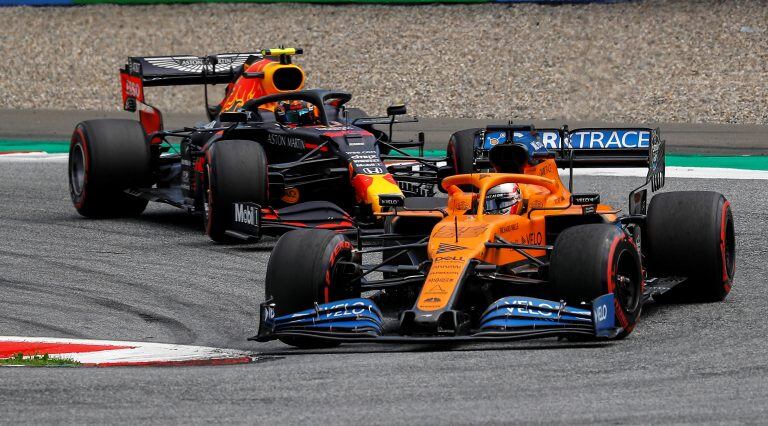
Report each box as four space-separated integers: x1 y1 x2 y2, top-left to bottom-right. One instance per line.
68 48 433 242
254 125 735 347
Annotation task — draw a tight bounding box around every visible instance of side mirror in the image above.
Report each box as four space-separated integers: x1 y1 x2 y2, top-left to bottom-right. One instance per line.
387 104 407 116
219 111 248 123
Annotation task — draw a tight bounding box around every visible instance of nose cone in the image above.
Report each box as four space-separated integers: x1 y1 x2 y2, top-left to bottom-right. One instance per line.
351 173 402 213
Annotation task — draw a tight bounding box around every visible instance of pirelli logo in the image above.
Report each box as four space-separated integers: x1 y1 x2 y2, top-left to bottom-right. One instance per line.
436 243 468 254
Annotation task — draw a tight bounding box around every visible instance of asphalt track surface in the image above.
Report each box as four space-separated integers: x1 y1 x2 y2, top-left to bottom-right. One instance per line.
2 109 768 154
1 155 767 424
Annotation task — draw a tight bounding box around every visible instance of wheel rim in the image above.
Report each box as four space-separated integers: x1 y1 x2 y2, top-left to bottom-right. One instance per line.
70 143 86 196
724 212 735 280
614 248 641 313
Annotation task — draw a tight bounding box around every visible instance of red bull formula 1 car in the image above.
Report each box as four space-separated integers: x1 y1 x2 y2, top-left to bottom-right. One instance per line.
68 48 434 242
254 125 735 347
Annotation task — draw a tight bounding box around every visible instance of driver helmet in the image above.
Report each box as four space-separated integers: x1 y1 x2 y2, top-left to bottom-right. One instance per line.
275 100 318 126
484 183 522 215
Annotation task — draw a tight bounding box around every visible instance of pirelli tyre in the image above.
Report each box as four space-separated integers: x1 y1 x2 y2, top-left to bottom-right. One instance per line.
646 191 735 303
204 140 268 243
443 128 480 193
550 224 643 339
447 128 479 176
265 229 359 348
69 119 151 218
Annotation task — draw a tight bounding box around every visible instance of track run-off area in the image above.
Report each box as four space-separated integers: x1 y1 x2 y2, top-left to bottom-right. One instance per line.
1 117 767 423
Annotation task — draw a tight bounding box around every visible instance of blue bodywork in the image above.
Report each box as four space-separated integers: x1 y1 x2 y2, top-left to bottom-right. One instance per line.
257 294 619 343
482 129 652 154
263 298 383 336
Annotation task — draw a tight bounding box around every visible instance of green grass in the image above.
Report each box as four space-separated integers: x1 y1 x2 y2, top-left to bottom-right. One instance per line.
0 353 80 367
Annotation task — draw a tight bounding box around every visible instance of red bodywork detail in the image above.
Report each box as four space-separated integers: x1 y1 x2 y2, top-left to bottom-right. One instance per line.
304 142 328 152
322 130 373 138
351 174 374 203
139 104 163 143
318 221 355 229
120 70 162 141
120 70 144 105
220 59 274 113
383 174 397 185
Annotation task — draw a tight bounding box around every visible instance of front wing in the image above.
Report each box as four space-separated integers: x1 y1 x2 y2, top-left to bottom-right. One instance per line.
251 294 621 344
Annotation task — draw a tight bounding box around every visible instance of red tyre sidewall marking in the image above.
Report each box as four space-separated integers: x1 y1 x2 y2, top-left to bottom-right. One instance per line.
72 127 90 209
324 239 353 304
448 141 462 176
720 200 732 292
606 235 630 329
204 154 214 235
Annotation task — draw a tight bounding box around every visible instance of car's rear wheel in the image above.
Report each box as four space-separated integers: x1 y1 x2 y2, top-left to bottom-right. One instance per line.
645 191 735 302
550 224 643 339
446 128 479 176
69 119 151 218
265 229 359 348
204 140 268 243
443 128 480 193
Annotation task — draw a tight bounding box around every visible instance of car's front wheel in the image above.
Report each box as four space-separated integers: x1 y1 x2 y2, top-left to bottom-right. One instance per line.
265 229 359 348
550 224 643 339
204 140 268 243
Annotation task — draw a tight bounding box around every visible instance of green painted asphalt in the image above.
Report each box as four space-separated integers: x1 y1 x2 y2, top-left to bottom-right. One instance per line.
74 0 487 3
3 140 767 171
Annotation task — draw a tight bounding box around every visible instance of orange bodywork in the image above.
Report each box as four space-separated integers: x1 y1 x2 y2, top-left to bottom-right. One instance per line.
402 159 617 312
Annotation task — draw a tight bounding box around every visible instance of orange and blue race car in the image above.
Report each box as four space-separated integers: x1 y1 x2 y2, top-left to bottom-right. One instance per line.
67 48 433 242
254 125 735 347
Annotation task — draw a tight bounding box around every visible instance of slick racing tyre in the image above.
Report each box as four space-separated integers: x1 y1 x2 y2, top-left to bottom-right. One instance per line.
204 140 268 243
447 128 480 176
550 224 643 339
444 128 480 193
265 229 359 348
69 119 151 218
646 191 735 302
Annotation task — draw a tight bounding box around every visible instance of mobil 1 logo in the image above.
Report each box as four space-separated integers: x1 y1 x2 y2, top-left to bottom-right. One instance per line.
233 202 260 237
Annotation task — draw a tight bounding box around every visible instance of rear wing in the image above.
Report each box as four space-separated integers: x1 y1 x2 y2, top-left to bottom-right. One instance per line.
119 52 262 107
485 126 666 207
487 125 663 175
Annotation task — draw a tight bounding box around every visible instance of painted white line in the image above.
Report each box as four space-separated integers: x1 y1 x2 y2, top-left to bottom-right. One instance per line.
0 336 252 366
566 166 768 180
0 152 68 162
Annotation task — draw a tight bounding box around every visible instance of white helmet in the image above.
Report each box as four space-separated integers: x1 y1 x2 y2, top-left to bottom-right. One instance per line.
485 183 522 215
